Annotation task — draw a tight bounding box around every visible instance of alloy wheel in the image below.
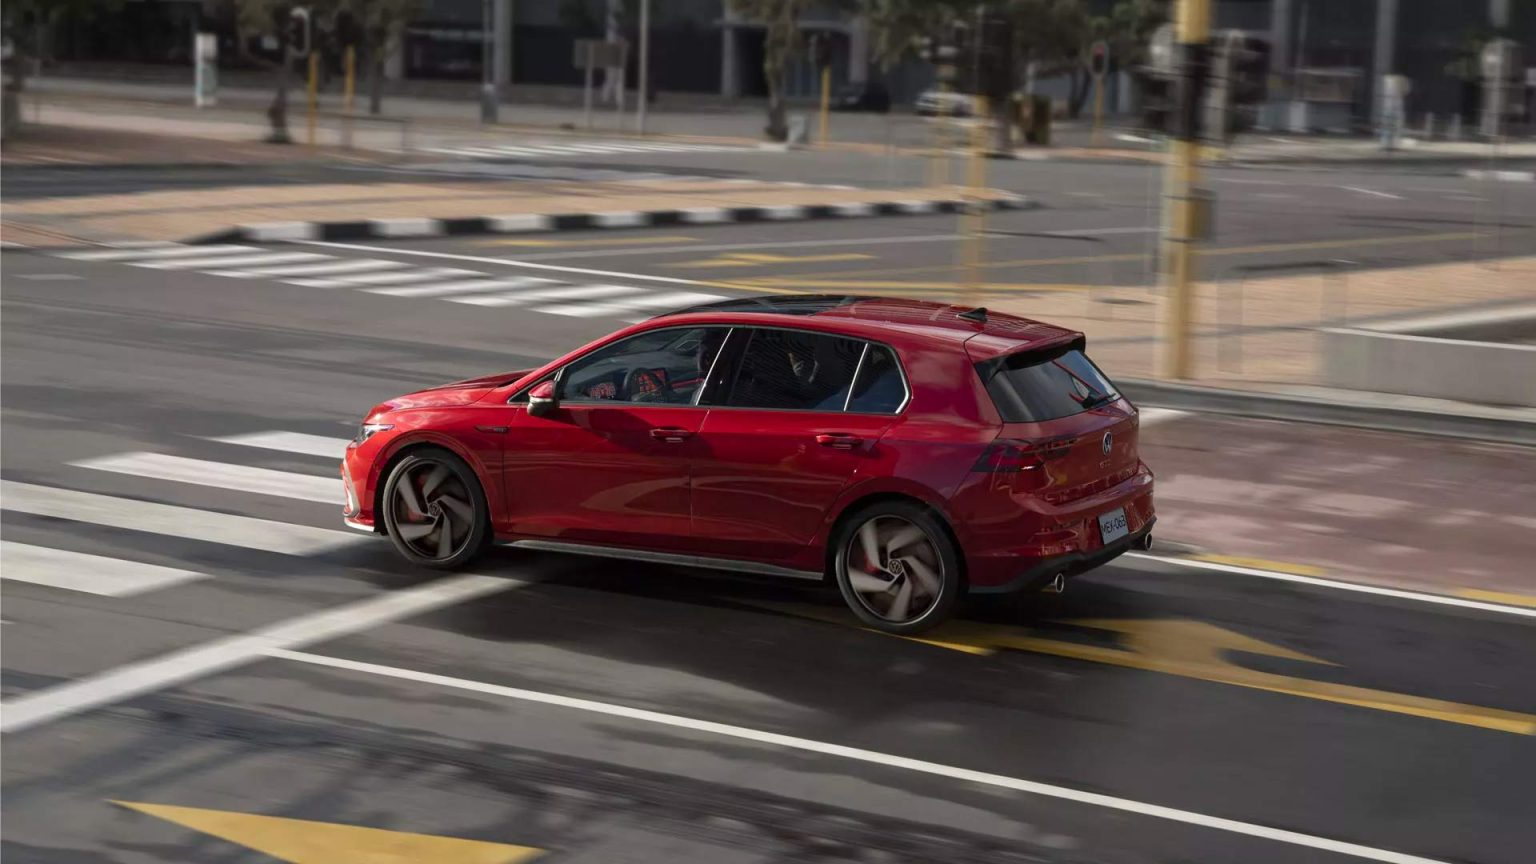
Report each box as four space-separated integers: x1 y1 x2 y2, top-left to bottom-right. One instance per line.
387 459 477 562
843 515 945 624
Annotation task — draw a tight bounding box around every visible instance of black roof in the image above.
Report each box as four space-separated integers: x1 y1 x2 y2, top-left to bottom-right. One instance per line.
656 294 868 318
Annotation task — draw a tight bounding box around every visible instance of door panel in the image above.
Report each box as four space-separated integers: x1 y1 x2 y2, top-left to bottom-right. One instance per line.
503 404 707 551
691 410 895 561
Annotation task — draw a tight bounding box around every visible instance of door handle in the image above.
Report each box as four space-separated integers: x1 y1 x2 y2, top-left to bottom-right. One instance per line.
816 433 863 449
650 427 694 443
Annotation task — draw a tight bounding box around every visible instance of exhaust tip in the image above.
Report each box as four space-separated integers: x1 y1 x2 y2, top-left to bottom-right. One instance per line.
1137 533 1154 552
1042 573 1066 594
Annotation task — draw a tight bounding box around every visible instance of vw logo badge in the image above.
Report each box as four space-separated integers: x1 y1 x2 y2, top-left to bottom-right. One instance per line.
1101 431 1114 455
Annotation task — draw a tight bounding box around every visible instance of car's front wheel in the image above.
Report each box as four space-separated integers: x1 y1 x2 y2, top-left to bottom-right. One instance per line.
833 502 960 635
382 448 489 569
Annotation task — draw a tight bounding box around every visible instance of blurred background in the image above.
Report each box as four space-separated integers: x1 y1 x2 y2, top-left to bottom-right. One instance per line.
3 2 1535 864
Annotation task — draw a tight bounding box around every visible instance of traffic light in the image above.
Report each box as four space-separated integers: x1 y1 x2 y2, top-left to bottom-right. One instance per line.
977 11 1014 100
809 33 833 70
287 7 311 57
1089 41 1109 79
333 10 360 49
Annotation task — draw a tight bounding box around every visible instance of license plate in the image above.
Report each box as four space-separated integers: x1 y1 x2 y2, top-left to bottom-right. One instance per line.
1098 507 1129 544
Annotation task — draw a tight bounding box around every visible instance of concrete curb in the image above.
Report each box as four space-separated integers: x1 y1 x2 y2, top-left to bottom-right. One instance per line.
195 195 1037 244
1119 378 1536 447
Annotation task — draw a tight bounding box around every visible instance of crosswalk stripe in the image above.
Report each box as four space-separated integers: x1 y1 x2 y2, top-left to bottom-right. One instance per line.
287 267 482 289
1 541 209 597
365 276 560 298
0 480 357 556
72 453 340 504
136 252 327 271
212 258 409 278
533 290 723 318
450 284 641 307
207 431 350 460
59 245 254 262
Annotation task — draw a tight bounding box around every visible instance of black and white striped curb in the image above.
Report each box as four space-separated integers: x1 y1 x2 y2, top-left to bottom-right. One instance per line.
196 195 1037 244
1462 169 1535 182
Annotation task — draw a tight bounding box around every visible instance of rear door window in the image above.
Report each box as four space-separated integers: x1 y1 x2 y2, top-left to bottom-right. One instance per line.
847 344 907 414
978 347 1119 422
719 328 865 411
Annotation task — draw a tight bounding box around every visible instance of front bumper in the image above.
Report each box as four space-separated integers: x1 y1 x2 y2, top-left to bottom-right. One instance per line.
969 516 1155 595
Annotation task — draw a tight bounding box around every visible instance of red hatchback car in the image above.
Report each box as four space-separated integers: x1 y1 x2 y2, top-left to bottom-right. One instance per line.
342 296 1154 634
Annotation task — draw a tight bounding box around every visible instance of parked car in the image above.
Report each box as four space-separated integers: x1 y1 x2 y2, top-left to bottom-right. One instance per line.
834 81 892 112
915 89 977 117
342 295 1155 635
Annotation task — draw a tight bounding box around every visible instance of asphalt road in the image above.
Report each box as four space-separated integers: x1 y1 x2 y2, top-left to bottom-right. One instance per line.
4 240 1536 864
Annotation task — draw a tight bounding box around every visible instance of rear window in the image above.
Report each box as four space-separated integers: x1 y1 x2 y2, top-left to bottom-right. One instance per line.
978 348 1119 422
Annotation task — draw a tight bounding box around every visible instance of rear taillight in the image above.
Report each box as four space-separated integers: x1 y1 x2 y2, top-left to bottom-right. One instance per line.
972 437 1075 472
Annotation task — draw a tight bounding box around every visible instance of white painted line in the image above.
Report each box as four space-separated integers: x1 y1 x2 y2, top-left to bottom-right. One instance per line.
300 240 718 289
1343 186 1404 200
17 273 82 281
72 453 340 504
366 276 560 298
0 541 208 597
511 231 969 263
451 284 641 307
534 290 722 318
243 222 319 242
58 244 253 262
369 217 444 238
288 267 482 289
270 649 1459 864
206 431 349 460
1137 408 1188 427
210 258 408 279
1123 553 1536 620
0 480 358 557
0 574 521 734
135 252 326 271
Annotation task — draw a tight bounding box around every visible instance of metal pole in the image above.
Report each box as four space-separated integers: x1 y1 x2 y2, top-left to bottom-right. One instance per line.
480 0 498 124
584 53 594 129
1092 74 1105 146
637 0 650 134
344 46 356 114
1159 0 1211 380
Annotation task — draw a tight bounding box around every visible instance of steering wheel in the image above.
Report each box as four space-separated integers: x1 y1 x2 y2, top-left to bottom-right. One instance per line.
622 367 669 402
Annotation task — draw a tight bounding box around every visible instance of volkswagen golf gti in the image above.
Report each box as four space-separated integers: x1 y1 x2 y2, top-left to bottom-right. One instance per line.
342 295 1154 634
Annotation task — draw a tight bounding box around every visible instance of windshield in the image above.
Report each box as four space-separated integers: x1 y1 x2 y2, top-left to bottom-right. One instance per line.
978 347 1120 422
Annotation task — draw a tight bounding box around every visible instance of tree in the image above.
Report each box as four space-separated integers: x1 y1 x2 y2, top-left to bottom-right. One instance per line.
730 0 815 141
859 0 955 75
339 0 421 116
2 0 119 137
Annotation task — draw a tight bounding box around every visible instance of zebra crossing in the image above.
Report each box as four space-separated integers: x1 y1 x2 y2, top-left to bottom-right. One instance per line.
54 243 725 319
420 138 761 161
1 429 361 601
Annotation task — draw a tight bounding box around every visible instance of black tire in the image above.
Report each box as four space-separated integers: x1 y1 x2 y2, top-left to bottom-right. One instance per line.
832 500 961 635
381 448 490 570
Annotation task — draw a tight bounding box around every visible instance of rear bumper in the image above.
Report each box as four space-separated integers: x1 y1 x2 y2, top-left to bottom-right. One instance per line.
969 516 1154 595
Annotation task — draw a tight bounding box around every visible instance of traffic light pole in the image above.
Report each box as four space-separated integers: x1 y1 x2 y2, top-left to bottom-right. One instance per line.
1159 0 1211 381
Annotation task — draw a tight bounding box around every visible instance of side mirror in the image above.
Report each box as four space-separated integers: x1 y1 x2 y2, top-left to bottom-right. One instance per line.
527 379 559 418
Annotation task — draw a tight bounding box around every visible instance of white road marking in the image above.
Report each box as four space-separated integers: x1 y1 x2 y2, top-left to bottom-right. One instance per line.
0 480 358 556
0 574 522 734
206 431 350 460
135 252 326 271
17 273 83 281
1137 408 1187 426
451 283 641 307
288 267 483 289
0 541 209 597
1123 553 1536 620
509 232 973 262
534 290 722 317
299 240 717 288
366 276 560 298
59 244 254 262
1343 186 1404 200
271 649 1458 864
72 453 341 504
210 258 410 278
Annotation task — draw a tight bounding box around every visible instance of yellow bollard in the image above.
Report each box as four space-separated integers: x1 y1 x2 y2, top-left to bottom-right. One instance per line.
819 66 831 148
344 46 356 115
306 52 319 148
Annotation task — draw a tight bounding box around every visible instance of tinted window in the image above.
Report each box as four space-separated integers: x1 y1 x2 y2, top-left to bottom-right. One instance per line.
847 345 906 414
723 329 864 411
559 327 729 405
979 348 1119 422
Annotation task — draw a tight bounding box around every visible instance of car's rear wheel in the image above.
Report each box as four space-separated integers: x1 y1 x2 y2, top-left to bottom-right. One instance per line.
382 449 489 570
833 502 960 635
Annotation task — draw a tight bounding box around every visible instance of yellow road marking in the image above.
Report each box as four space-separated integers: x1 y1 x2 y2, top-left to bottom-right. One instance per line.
478 235 698 248
672 252 874 269
763 230 1502 283
1457 588 1536 609
1191 554 1326 577
113 801 545 864
756 606 1536 735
